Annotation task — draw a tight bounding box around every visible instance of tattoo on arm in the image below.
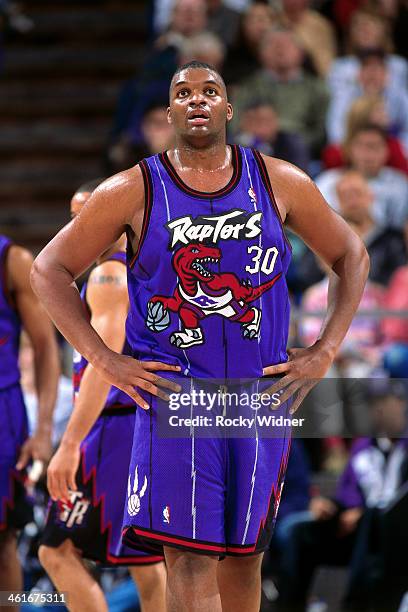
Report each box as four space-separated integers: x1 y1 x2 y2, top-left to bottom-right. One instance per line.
89 275 125 286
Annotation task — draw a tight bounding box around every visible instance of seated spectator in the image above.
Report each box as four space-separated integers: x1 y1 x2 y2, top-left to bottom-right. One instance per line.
327 49 408 152
234 101 310 171
108 101 174 173
277 381 408 611
153 0 240 46
110 0 207 150
382 265 408 345
323 94 408 175
223 1 275 87
179 30 225 71
232 27 329 156
316 124 408 229
299 264 385 371
110 27 225 169
328 9 408 98
205 0 241 48
315 171 406 285
276 0 337 76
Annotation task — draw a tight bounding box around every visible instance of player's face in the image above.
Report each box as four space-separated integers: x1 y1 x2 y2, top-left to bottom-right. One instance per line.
168 68 233 144
70 191 91 219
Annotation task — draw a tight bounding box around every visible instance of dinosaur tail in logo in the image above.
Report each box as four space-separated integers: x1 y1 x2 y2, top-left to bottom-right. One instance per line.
246 272 282 303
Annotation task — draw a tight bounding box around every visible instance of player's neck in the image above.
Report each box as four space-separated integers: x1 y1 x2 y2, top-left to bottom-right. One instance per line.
171 142 231 173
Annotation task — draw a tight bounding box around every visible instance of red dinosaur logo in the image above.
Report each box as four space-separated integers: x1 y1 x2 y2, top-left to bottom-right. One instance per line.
146 243 281 349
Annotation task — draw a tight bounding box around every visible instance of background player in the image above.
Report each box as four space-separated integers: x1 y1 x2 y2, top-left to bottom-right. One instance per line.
31 62 369 612
38 180 174 612
0 234 59 612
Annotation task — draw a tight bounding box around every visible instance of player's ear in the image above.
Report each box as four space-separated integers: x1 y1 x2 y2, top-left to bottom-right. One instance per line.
167 106 172 125
226 103 233 123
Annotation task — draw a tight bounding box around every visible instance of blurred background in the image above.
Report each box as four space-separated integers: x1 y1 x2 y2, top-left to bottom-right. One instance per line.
1 0 408 610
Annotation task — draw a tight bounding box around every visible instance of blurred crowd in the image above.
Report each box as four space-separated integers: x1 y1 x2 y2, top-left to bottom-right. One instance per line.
9 0 408 610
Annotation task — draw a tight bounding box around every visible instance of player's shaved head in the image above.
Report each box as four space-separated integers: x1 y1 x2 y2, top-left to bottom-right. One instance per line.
170 60 226 97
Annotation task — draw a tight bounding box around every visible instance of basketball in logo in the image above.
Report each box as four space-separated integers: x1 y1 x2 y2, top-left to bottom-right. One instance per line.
146 301 170 332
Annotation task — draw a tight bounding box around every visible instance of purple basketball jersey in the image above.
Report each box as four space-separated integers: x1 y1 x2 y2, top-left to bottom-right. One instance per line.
122 147 293 556
125 145 291 377
0 235 21 390
73 252 134 411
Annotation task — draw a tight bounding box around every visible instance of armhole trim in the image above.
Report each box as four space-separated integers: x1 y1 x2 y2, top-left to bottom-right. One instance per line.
252 149 293 253
1 242 17 310
129 160 154 269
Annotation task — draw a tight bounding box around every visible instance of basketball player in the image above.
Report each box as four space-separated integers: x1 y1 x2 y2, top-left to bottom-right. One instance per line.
39 181 172 612
31 62 369 612
0 235 59 611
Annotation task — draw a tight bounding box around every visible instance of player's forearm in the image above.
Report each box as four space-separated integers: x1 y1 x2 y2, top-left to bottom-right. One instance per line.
31 258 110 368
61 364 112 447
317 240 369 355
33 337 60 435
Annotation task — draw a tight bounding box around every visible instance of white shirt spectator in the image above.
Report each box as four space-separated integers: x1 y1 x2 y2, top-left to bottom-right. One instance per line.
316 167 408 229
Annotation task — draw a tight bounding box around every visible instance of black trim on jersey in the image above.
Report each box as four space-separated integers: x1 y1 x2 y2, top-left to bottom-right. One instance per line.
0 242 17 311
160 145 242 200
251 149 293 254
129 160 154 269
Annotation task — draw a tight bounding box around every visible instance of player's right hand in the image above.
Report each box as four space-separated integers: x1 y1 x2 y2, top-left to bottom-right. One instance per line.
47 440 80 502
96 351 182 410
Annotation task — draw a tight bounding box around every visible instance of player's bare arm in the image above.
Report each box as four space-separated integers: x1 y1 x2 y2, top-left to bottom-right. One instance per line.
7 246 60 470
47 260 129 502
31 168 182 409
262 157 370 411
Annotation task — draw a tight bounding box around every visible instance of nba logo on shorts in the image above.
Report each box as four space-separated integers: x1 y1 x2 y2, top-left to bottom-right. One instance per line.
163 506 170 524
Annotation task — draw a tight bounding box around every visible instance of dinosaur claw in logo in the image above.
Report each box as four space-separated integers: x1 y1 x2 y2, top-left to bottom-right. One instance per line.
170 328 204 349
241 308 262 339
127 466 147 517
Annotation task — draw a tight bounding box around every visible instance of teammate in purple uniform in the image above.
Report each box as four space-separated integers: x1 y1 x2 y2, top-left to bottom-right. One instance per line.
39 181 168 612
31 62 369 611
0 235 59 611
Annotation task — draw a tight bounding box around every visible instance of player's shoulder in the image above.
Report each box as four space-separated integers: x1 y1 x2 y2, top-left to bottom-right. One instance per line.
91 165 145 208
1 244 34 294
259 153 318 197
7 244 33 284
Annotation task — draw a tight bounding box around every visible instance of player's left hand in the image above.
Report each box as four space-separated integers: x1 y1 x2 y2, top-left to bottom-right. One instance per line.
47 440 80 502
16 431 52 474
263 341 335 413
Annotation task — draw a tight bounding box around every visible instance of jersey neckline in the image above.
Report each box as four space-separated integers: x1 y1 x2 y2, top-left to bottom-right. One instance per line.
159 144 242 200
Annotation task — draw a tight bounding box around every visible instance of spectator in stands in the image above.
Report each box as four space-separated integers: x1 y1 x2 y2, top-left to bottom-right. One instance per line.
231 27 329 156
234 101 310 171
316 124 408 229
327 49 408 151
323 95 408 175
223 1 275 87
276 0 337 76
299 263 384 372
317 170 406 283
110 26 225 169
205 0 241 48
293 170 406 295
277 381 408 611
382 264 408 346
179 30 225 71
108 101 174 173
328 9 408 98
